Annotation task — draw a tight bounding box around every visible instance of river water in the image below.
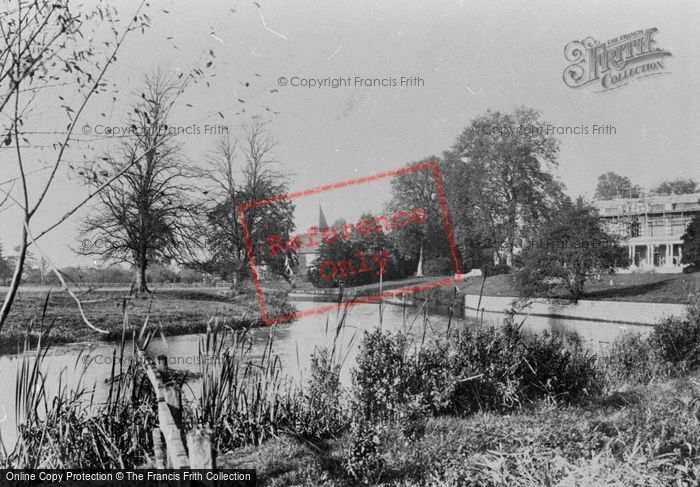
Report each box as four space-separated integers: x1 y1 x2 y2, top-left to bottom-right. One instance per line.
0 300 652 450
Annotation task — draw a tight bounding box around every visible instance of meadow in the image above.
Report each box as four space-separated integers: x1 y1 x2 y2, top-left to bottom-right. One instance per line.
0 285 294 354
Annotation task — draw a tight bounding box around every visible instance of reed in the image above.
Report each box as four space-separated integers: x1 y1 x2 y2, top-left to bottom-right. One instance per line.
193 303 356 451
4 303 157 469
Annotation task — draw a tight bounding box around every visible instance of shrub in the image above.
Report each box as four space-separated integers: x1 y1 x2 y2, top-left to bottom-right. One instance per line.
411 341 453 414
344 419 385 483
352 329 454 424
481 261 511 277
605 332 658 385
605 299 700 384
353 319 603 423
352 329 411 422
518 330 603 401
286 347 349 439
448 318 602 413
423 256 454 276
649 309 700 372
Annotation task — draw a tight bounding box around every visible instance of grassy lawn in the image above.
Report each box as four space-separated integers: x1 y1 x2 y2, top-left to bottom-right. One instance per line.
296 271 700 304
454 271 700 304
0 284 294 354
219 374 700 486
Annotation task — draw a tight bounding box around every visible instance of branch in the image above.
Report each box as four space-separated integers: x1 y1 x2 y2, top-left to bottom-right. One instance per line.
22 220 109 334
31 134 169 242
29 0 148 217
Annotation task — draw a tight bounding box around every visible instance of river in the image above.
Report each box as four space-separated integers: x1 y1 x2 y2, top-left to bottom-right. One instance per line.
0 300 652 450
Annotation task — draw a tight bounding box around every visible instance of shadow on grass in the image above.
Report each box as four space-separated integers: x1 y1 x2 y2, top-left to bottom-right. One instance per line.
583 278 674 301
589 390 644 409
223 436 347 487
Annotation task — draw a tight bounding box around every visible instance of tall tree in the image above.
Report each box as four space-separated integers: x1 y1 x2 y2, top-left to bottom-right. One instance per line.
385 158 452 276
595 172 640 200
447 107 566 266
653 178 699 196
441 157 496 271
202 122 295 288
681 213 700 272
78 72 201 294
514 198 627 302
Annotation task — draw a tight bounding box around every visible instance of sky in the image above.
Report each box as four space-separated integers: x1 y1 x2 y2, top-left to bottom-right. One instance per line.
1 0 699 267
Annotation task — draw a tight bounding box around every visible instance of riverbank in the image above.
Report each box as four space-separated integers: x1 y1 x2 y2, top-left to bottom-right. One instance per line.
291 271 700 307
0 286 294 354
211 299 700 486
5 296 699 484
457 271 700 304
219 373 700 486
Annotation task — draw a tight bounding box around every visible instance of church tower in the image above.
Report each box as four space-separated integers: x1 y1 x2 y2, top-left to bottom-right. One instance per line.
318 205 329 231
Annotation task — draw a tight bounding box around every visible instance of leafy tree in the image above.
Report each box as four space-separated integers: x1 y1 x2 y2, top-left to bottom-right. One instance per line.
514 198 627 302
308 215 413 287
0 242 11 281
78 72 201 294
202 122 295 287
653 178 699 196
681 213 700 272
447 107 567 266
385 158 453 275
441 157 498 271
595 172 640 200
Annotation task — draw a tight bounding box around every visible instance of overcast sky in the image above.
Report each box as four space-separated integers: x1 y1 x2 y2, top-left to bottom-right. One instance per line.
1 0 698 267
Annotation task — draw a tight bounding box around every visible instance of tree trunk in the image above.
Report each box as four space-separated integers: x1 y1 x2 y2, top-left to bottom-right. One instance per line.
0 227 28 330
135 258 149 295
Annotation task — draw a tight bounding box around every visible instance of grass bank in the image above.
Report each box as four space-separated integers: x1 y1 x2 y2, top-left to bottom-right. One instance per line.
296 271 700 305
456 271 700 304
219 375 700 486
210 299 700 486
0 285 294 354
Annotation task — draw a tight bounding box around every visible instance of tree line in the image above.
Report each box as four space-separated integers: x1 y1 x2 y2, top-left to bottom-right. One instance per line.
1 1 698 335
304 107 700 300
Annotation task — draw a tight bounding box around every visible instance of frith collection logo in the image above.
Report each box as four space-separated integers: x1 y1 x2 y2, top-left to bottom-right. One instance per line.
563 28 672 92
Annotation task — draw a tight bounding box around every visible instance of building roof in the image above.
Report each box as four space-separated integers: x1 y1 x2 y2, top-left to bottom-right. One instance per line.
594 192 700 217
318 205 329 231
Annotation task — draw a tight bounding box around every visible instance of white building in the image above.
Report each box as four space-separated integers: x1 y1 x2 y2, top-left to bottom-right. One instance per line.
594 192 700 273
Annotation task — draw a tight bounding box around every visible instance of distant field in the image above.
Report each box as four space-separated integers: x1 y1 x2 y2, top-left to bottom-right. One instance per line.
0 285 294 354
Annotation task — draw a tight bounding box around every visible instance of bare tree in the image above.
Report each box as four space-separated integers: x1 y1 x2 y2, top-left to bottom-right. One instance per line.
0 0 152 329
201 122 295 288
78 72 202 294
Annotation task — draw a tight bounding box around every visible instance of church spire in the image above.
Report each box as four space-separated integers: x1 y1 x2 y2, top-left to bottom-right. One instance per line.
318 204 329 230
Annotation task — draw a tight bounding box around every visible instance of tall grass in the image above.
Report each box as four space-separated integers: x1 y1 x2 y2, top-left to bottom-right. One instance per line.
605 297 700 385
193 323 285 448
193 305 354 452
4 305 157 469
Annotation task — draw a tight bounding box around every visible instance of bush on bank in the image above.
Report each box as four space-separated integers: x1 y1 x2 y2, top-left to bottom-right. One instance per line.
7 297 700 485
352 315 601 424
606 297 700 385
